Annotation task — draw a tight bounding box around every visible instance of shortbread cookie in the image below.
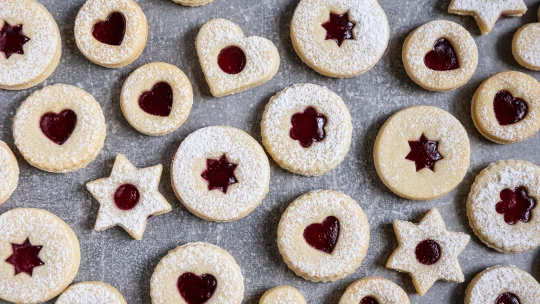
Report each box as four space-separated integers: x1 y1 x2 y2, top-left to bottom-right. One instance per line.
290 0 389 78
513 9 540 70
260 286 306 304
196 18 280 97
472 71 540 144
0 0 61 90
449 0 527 35
261 84 352 176
173 0 214 6
0 208 80 303
121 62 193 136
465 266 540 304
75 0 148 68
468 160 540 253
338 277 410 304
403 20 478 91
374 106 470 200
0 141 18 206
277 190 369 282
13 84 106 173
151 242 244 304
171 126 270 222
386 208 470 296
56 281 127 304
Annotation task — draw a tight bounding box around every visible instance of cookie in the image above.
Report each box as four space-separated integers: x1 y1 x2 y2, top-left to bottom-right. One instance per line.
173 0 214 6
75 0 148 68
121 62 193 136
261 84 352 176
277 190 370 282
467 160 540 253
338 277 410 304
513 8 540 71
465 266 540 304
0 208 80 303
472 71 540 144
171 126 270 222
150 242 244 304
374 106 470 200
56 281 127 304
196 18 280 97
290 0 389 78
386 208 470 296
403 20 478 91
0 0 61 90
260 286 306 304
0 141 18 206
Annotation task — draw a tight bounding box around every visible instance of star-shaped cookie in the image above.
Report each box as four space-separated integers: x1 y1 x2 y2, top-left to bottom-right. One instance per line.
86 154 172 240
449 0 527 35
386 208 470 296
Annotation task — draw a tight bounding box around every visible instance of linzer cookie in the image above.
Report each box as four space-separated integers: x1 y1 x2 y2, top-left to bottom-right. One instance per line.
338 277 410 304
0 141 18 206
56 281 127 304
260 286 306 304
173 0 214 6
513 8 540 70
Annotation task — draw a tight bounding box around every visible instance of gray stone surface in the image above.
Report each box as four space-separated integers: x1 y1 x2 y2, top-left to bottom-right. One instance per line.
1 0 540 303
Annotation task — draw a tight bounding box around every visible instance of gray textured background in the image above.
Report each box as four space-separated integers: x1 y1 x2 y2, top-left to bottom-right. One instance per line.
1 0 540 303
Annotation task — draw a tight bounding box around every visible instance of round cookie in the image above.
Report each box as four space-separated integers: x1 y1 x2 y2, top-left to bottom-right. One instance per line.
56 281 127 304
467 160 540 253
261 84 352 176
0 208 80 303
260 286 306 304
277 190 370 282
150 242 244 304
403 20 478 91
171 126 270 222
374 106 470 200
13 84 106 173
121 62 193 136
290 0 389 78
0 0 61 90
513 8 540 70
173 0 214 6
465 266 540 304
472 71 540 144
338 277 410 304
0 141 18 206
75 0 148 68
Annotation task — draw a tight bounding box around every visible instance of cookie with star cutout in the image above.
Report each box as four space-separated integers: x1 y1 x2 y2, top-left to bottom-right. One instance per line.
338 277 410 304
513 8 540 71
260 286 307 304
56 281 127 304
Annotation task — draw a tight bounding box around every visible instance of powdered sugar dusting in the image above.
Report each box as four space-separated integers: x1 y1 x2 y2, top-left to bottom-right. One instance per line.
0 142 18 205
449 0 527 34
339 277 409 304
513 23 540 68
56 281 126 304
260 286 306 304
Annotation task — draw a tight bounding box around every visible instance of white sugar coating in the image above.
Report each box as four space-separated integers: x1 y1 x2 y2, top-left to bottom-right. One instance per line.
338 277 409 304
261 84 352 176
513 23 540 68
450 0 527 33
56 281 126 304
260 286 306 304
0 142 18 205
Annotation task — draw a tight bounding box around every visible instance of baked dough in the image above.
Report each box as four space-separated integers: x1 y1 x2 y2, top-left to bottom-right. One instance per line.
260 286 306 304
172 0 214 6
0 141 18 206
513 8 540 70
338 277 410 304
56 281 127 304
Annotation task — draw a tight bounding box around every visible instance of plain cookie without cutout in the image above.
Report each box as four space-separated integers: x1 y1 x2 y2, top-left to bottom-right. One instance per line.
338 277 410 304
260 286 307 304
513 8 540 70
56 281 127 304
0 141 18 206
173 0 214 6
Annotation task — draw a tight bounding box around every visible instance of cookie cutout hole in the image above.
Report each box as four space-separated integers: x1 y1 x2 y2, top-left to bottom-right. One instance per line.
495 186 536 225
138 82 173 117
177 272 217 304
40 109 78 145
495 292 521 304
217 46 246 75
290 106 327 148
415 239 441 265
494 91 528 126
303 216 340 254
424 38 459 71
405 134 443 172
322 12 355 46
114 184 141 210
201 154 238 194
0 22 30 59
5 238 44 276
92 12 126 46
360 296 379 304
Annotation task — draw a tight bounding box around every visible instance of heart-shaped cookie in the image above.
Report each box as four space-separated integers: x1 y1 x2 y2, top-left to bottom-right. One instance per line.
303 216 340 253
40 109 78 145
513 9 540 70
92 12 126 46
177 272 217 304
196 18 280 97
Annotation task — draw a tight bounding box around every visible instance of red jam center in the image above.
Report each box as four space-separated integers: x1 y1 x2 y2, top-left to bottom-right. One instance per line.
496 293 521 304
138 82 173 117
40 109 78 145
415 239 441 265
424 38 459 71
92 12 126 46
360 297 379 304
217 46 246 74
0 22 30 59
321 12 355 46
405 134 443 171
495 186 536 225
493 91 528 126
177 272 217 304
5 238 44 276
201 155 238 193
290 106 327 148
303 216 340 254
114 184 140 210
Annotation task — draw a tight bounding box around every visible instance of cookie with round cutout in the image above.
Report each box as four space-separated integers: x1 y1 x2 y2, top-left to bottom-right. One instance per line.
56 281 127 304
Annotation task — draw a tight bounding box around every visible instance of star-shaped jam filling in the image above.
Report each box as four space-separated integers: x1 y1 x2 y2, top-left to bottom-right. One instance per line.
0 22 30 59
496 186 536 225
290 106 327 148
5 238 44 276
405 134 443 171
321 12 355 47
201 155 238 194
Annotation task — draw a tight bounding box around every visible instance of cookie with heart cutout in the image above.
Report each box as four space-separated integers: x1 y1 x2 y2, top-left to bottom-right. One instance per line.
338 277 410 304
56 281 127 304
75 0 148 68
0 0 62 90
195 18 280 97
13 84 106 173
173 0 214 6
0 141 18 206
260 286 306 304
277 190 370 282
513 8 540 71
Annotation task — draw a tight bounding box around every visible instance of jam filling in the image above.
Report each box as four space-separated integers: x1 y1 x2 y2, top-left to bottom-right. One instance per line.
424 38 459 71
217 46 246 74
5 238 44 276
114 184 140 210
0 22 30 59
495 186 536 225
415 239 441 265
138 82 173 117
290 106 327 148
360 296 379 304
321 12 355 46
201 154 238 193
493 91 528 126
405 134 443 172
303 216 340 254
40 109 78 145
92 12 126 46
495 292 521 304
177 272 217 304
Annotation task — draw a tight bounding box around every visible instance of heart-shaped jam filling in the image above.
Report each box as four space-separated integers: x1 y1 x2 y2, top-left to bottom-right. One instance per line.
0 22 30 59
5 238 44 276
40 109 78 145
290 106 327 148
201 154 238 193
177 272 217 304
360 296 379 304
217 46 246 74
322 12 355 46
493 91 528 126
92 12 126 46
496 292 521 304
496 186 536 225
114 184 140 210
303 216 340 254
405 134 443 172
415 239 441 265
138 82 173 117
424 38 459 71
